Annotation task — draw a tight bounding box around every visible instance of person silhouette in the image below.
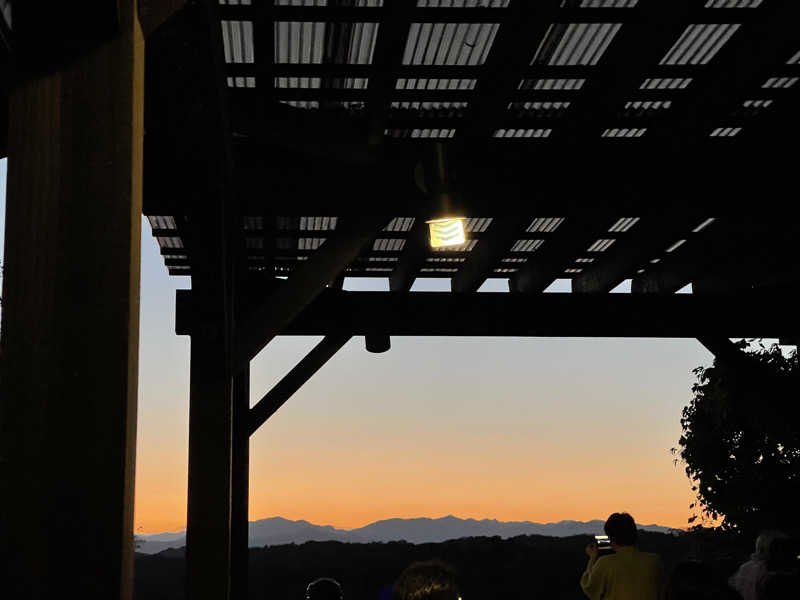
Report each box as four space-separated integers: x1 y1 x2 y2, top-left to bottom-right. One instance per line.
306 577 344 600
728 530 788 600
580 512 666 600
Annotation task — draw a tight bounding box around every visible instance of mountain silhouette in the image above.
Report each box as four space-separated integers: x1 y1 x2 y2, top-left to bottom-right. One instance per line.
136 516 673 554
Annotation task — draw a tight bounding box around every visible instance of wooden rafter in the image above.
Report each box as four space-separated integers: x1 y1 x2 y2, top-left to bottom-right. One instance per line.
194 289 800 339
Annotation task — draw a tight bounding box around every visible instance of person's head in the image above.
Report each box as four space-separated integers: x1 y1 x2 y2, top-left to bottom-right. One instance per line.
766 536 797 572
754 530 788 561
604 512 637 547
306 577 343 600
393 560 459 600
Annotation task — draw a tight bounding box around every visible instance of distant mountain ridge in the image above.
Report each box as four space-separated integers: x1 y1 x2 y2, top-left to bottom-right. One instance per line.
136 516 674 555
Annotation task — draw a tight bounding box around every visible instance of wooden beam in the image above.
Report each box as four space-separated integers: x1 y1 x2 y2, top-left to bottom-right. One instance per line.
366 0 416 144
460 0 561 140
509 216 617 293
191 142 800 219
232 290 799 339
139 0 188 37
235 217 390 370
452 218 529 293
389 219 429 292
630 219 798 295
0 2 143 599
249 335 351 434
572 213 700 294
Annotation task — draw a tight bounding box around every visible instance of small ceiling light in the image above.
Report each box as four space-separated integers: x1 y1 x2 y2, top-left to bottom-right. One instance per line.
427 217 465 248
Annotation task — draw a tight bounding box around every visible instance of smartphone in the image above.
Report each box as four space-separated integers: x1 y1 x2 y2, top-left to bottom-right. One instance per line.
595 534 612 552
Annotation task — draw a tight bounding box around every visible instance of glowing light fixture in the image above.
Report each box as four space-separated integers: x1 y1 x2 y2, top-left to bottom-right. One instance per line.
427 217 465 248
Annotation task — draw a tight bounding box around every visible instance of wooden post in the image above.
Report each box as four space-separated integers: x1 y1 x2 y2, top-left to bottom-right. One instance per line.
187 325 234 600
231 366 251 600
0 2 144 599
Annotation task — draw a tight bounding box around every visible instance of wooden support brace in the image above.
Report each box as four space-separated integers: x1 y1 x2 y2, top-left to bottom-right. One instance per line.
235 217 389 370
249 335 351 435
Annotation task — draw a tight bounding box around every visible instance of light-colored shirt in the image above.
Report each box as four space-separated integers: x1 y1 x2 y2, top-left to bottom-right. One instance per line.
580 546 666 600
728 558 769 600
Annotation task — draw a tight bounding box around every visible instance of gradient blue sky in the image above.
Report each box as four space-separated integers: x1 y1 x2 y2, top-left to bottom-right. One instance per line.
1 158 731 533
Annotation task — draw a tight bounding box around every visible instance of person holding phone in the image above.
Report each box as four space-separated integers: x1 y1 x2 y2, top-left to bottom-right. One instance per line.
579 512 666 600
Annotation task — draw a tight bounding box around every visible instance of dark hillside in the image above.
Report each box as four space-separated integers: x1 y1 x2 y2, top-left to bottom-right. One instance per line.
134 530 752 600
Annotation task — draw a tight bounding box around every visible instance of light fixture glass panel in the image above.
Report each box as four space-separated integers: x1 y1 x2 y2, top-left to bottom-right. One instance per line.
427 218 466 248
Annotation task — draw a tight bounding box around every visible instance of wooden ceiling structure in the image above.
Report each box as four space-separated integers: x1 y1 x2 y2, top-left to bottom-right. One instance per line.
2 1 799 600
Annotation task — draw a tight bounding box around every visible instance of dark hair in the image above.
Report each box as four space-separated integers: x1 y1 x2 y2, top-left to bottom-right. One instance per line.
766 537 796 572
604 513 637 546
393 560 459 600
306 577 343 600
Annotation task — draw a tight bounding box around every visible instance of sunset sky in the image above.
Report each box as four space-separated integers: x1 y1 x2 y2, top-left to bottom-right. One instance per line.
1 158 717 535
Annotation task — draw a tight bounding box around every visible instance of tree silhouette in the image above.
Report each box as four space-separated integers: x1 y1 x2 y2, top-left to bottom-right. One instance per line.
675 341 800 536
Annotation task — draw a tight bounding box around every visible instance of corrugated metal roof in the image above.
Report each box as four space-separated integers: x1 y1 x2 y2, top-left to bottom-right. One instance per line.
282 100 320 109
660 24 740 65
298 237 327 250
300 216 338 230
157 237 184 249
403 22 500 65
665 239 687 252
608 217 639 232
397 78 477 90
464 217 493 232
577 0 638 7
693 218 716 232
385 128 457 138
273 1 383 6
640 77 692 89
148 216 177 230
221 20 255 64
493 128 552 138
275 22 325 63
527 217 564 232
587 238 615 252
228 76 255 88
520 78 586 90
704 0 762 7
373 238 407 251
601 127 647 137
432 239 478 251
273 1 325 6
762 76 798 88
384 217 416 232
508 101 571 116
394 100 468 109
427 257 467 263
418 0 509 6
275 76 322 88
510 239 545 252
243 216 263 230
709 126 742 137
533 23 622 66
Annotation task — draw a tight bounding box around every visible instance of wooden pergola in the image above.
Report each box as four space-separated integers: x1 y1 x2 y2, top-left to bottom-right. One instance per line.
1 1 799 599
